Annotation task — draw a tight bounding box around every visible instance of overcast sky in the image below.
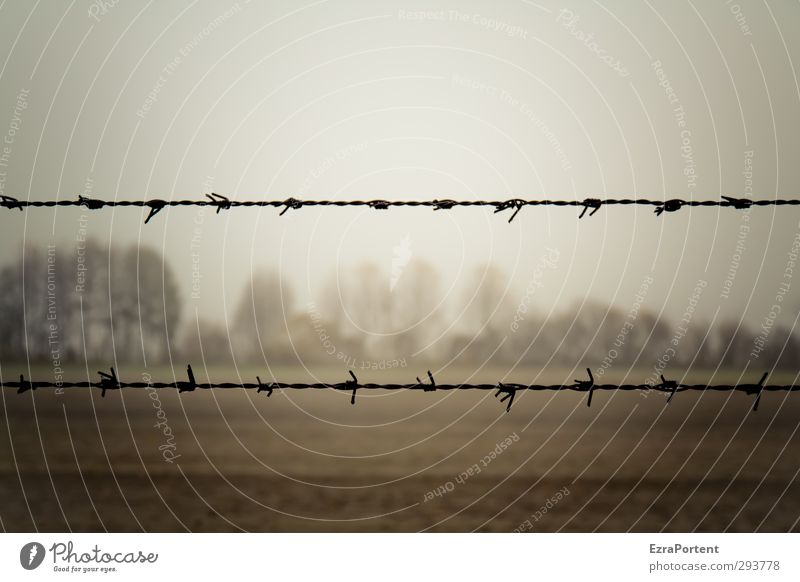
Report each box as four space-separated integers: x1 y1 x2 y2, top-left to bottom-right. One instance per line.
1 0 800 332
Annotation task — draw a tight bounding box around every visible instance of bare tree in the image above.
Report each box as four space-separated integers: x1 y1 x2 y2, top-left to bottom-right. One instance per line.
457 263 513 362
388 258 443 359
231 269 294 362
0 241 180 364
178 316 232 365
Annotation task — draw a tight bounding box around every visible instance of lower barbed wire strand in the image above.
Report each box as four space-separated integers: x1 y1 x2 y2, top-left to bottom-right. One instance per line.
4 380 798 392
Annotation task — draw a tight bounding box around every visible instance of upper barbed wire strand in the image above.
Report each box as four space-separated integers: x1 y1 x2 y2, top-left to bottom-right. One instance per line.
2 194 798 222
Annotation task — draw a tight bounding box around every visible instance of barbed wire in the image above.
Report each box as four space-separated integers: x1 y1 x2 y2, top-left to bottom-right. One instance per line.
2 194 798 222
3 367 787 412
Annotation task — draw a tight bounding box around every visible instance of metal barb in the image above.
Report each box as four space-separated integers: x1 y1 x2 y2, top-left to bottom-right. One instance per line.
661 374 679 404
575 368 595 407
144 200 166 224
493 199 525 223
579 198 602 218
180 364 197 393
721 196 753 210
279 197 303 216
16 374 33 394
78 195 104 210
205 193 231 214
347 370 359 405
417 370 436 392
750 372 769 412
494 383 516 412
654 199 684 216
97 367 119 398
256 376 273 397
432 199 457 211
0 195 23 211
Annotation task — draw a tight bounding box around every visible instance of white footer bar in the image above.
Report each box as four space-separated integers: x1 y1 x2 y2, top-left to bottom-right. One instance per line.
1 533 797 581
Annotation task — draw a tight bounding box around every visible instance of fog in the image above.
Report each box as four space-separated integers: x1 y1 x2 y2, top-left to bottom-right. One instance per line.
3 0 800 535
1 0 800 359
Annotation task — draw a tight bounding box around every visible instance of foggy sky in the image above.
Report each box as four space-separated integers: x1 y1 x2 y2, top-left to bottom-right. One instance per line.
1 0 800 335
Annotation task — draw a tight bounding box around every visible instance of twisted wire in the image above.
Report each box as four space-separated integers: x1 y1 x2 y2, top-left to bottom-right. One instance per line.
2 194 796 222
4 367 783 412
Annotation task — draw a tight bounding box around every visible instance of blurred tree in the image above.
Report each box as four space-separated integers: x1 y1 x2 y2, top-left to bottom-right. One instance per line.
113 244 182 363
716 320 753 370
231 269 294 362
0 240 180 364
177 316 232 365
457 263 513 363
388 258 444 360
0 260 23 360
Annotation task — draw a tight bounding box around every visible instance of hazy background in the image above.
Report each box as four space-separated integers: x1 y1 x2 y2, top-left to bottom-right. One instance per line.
1 0 800 532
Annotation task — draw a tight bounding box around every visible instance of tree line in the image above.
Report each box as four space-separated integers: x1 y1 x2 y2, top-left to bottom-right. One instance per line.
0 242 797 373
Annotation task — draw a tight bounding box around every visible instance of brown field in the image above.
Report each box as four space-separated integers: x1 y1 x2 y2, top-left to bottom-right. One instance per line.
1 365 799 532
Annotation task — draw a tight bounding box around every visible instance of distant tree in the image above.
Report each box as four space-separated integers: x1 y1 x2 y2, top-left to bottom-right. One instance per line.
715 320 753 370
178 316 232 365
457 263 514 363
343 262 391 332
0 240 180 364
388 258 443 359
333 262 391 357
78 239 113 360
559 299 614 363
0 260 23 360
307 270 370 363
774 326 800 369
621 311 671 368
0 245 62 361
0 246 35 360
312 260 446 362
111 244 182 363
231 269 294 362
